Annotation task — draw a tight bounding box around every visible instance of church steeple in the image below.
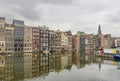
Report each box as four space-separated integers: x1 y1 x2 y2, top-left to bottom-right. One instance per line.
98 24 102 35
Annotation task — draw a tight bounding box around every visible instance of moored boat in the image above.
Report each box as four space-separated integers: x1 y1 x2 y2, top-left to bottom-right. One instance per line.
113 55 120 61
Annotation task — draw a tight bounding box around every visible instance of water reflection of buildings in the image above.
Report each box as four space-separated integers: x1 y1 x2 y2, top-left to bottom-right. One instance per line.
39 52 49 76
61 54 68 69
0 50 97 81
55 52 61 73
72 52 80 65
72 51 95 68
14 53 24 81
24 53 32 79
85 53 95 64
0 54 6 81
48 52 55 71
5 54 14 81
39 52 55 78
72 51 86 68
68 51 72 66
32 52 39 77
55 52 72 73
0 53 14 81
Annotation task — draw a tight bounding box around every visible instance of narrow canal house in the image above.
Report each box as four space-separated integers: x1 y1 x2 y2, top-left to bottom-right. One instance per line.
77 31 86 52
48 30 56 52
39 25 49 51
114 37 120 47
13 19 24 81
0 17 5 52
85 34 94 54
24 26 33 79
61 32 68 51
93 35 99 49
48 30 56 71
32 27 40 77
55 29 62 52
101 34 112 48
13 19 24 52
4 23 14 52
64 31 72 51
72 35 80 52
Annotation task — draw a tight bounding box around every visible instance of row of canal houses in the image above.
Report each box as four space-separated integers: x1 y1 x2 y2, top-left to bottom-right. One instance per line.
0 17 116 53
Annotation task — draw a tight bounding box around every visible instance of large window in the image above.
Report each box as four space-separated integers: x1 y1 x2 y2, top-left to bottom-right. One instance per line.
0 41 5 47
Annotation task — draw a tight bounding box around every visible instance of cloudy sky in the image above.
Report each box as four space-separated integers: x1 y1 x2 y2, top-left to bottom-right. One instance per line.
0 0 120 36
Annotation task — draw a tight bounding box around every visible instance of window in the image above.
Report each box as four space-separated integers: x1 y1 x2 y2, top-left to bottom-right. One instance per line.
1 42 4 47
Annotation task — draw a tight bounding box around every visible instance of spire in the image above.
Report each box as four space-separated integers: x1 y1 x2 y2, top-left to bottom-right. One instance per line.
98 24 102 35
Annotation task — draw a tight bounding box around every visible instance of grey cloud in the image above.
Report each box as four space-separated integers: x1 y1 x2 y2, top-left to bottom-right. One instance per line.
18 9 41 21
39 0 73 5
13 0 41 20
76 0 106 13
106 11 120 23
0 0 73 5
0 0 73 21
0 0 41 21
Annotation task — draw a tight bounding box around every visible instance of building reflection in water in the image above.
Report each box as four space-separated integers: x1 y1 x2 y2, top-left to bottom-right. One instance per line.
72 50 95 69
0 50 102 81
0 53 14 81
24 53 32 79
97 57 104 71
14 53 24 81
32 52 39 77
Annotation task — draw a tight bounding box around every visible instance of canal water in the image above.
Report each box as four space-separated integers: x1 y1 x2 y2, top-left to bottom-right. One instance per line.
0 51 120 81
